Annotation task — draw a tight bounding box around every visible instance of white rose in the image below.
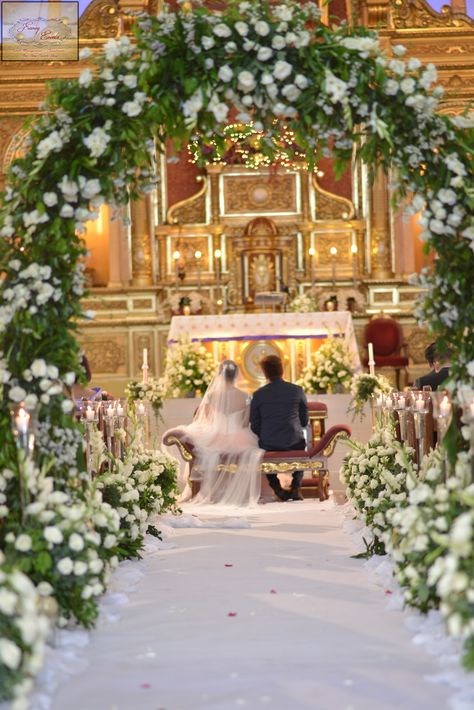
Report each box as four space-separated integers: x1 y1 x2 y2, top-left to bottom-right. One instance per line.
57 557 73 575
9 386 26 402
237 70 256 92
393 44 407 56
0 589 17 615
201 36 215 50
31 359 48 378
257 46 272 61
122 74 137 88
68 532 84 552
294 74 309 90
44 526 63 544
218 65 233 82
15 534 32 552
213 23 232 37
235 21 248 36
73 561 88 576
83 127 111 158
254 20 270 36
89 558 104 574
0 639 21 670
272 35 286 50
273 60 292 81
122 100 142 117
281 84 300 102
385 79 399 96
43 192 58 207
400 77 415 94
78 69 93 87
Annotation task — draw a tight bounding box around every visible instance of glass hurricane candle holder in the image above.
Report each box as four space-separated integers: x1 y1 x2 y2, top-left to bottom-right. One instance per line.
81 401 101 477
114 400 127 459
431 390 453 479
103 401 116 459
9 401 38 458
393 391 408 441
408 390 431 465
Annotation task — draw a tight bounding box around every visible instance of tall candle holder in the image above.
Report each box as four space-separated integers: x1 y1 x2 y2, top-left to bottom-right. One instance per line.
142 347 149 384
431 391 453 480
114 400 127 459
9 401 38 459
81 401 100 477
393 391 408 442
308 247 315 288
330 246 337 286
103 401 116 462
136 400 147 448
408 390 431 467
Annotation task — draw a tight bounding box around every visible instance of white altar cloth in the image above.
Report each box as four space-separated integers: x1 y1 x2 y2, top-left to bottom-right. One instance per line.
167 311 361 369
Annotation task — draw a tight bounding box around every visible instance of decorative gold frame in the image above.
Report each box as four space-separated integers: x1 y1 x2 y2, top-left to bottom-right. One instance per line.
322 430 351 457
162 435 194 462
260 460 324 474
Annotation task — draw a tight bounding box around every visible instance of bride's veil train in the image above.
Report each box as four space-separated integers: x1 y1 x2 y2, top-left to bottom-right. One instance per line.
174 360 263 507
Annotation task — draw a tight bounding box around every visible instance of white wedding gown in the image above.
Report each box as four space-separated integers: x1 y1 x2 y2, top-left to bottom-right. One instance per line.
168 384 263 508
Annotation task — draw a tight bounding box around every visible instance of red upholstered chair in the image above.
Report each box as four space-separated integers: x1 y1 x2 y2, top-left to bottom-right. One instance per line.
363 314 409 389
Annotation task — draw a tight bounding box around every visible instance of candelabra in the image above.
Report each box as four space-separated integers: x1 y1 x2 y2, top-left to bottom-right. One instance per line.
9 401 38 459
114 400 126 459
103 401 116 462
393 391 408 442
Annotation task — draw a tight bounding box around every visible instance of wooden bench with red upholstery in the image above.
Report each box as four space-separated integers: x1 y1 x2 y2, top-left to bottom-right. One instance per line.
163 400 351 502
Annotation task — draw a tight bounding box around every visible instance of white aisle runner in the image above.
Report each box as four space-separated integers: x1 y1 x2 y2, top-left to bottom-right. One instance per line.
50 501 451 710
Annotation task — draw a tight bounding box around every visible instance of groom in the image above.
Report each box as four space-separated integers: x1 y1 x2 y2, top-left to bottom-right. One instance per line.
250 355 308 501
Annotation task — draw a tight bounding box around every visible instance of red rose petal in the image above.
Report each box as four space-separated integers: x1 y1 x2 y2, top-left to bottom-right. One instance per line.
270 589 277 594
141 683 151 689
224 564 233 567
227 612 237 617
385 590 393 595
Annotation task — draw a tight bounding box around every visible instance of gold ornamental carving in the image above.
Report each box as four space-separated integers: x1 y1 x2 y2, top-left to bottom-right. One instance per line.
391 0 474 29
250 254 275 292
315 233 352 267
83 339 126 373
223 174 297 215
79 0 120 38
166 175 208 225
0 119 28 174
312 176 355 221
130 195 153 287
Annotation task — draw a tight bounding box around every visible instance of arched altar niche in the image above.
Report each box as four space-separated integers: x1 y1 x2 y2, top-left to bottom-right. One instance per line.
230 217 294 311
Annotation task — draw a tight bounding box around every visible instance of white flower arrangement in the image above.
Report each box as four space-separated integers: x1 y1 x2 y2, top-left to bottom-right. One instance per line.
168 291 202 314
349 372 392 419
161 335 215 397
297 337 354 393
125 377 166 416
340 428 414 555
0 555 51 708
287 292 317 313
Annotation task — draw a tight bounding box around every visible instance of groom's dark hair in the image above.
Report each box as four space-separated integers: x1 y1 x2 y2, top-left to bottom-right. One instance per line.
260 355 283 381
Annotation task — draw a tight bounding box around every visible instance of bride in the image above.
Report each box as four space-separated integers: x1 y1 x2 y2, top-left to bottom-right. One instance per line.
169 360 262 507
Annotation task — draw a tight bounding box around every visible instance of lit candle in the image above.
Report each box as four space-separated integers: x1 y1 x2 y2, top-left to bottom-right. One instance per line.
106 404 114 417
143 348 148 368
385 395 393 410
137 402 146 416
398 395 406 410
376 395 383 408
85 405 95 421
330 246 337 285
116 404 124 417
194 249 202 291
440 395 451 417
415 394 424 412
15 407 30 435
368 342 375 376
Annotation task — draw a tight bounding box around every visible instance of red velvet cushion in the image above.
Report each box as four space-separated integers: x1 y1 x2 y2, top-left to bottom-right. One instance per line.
365 319 401 356
307 401 327 414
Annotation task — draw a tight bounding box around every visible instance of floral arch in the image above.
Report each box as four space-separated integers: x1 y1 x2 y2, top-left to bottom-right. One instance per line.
0 0 474 691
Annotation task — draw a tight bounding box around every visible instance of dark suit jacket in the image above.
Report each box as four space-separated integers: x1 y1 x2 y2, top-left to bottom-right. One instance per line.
250 378 308 451
414 367 450 392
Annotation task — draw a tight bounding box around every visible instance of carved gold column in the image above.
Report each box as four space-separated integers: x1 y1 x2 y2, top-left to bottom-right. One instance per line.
206 164 222 224
369 168 393 280
299 171 313 280
130 196 153 286
118 0 148 34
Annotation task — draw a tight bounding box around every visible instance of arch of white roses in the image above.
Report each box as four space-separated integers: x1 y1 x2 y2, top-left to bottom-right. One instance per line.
0 0 473 477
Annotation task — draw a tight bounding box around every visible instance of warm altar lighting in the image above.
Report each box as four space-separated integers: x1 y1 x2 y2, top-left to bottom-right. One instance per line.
330 246 338 256
194 250 202 260
214 249 221 258
351 244 358 254
172 250 180 260
308 247 316 256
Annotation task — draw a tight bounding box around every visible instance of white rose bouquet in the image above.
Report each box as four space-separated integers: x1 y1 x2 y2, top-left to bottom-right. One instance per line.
161 335 215 397
340 428 414 556
349 372 392 419
288 292 317 313
125 377 166 416
297 337 354 393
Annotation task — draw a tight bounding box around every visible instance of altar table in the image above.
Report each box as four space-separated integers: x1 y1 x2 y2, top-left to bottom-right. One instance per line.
167 311 361 390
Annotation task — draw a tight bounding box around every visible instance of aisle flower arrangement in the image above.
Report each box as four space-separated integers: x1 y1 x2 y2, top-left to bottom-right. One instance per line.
161 336 215 397
125 377 166 416
287 292 317 313
0 557 51 707
348 372 392 419
297 337 354 393
168 291 202 315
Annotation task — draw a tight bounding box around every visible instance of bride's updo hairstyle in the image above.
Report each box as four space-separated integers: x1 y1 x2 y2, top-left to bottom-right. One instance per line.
219 360 238 383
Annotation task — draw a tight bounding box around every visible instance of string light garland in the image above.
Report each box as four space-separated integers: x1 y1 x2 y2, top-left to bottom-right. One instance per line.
188 121 314 172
